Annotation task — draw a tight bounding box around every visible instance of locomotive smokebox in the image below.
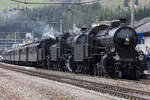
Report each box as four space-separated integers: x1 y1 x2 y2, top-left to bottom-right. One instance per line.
89 21 138 53
114 26 138 52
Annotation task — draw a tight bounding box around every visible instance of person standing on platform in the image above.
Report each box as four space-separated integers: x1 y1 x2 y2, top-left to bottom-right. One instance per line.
146 48 150 73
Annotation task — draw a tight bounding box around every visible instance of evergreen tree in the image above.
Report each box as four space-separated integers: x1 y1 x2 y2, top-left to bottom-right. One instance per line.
124 0 129 7
135 0 139 6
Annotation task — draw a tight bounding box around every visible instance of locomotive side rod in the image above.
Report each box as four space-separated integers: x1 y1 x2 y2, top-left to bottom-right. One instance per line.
0 63 149 100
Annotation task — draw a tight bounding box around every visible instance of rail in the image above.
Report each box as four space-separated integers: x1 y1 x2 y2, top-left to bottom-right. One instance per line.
0 63 150 100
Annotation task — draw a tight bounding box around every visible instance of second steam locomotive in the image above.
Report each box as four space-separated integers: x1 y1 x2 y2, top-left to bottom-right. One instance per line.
3 19 146 79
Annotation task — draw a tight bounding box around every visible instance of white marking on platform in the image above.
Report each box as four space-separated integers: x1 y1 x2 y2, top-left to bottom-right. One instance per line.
24 67 35 70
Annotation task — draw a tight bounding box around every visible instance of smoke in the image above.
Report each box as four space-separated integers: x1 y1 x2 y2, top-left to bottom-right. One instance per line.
0 8 61 40
68 26 81 35
42 24 61 39
74 26 81 33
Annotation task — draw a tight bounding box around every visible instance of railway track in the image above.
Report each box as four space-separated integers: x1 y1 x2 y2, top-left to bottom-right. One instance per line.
0 63 150 100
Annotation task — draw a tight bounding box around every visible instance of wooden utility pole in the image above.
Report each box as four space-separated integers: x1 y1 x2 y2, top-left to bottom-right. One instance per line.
131 0 135 28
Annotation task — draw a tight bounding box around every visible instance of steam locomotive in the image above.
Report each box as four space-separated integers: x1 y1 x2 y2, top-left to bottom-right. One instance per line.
3 19 146 79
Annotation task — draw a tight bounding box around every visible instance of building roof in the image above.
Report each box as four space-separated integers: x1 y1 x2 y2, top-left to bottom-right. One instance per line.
135 17 150 35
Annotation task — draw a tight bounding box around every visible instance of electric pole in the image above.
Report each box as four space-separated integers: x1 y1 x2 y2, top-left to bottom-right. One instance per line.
60 19 63 33
17 2 19 8
131 0 135 28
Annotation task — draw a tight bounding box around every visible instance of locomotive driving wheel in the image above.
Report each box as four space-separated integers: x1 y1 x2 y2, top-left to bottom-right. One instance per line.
110 65 122 79
46 57 51 69
94 65 97 76
134 70 139 80
111 69 122 79
82 64 88 74
94 62 105 77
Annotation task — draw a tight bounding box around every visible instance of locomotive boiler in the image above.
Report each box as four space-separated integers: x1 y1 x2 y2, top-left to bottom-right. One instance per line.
88 20 146 79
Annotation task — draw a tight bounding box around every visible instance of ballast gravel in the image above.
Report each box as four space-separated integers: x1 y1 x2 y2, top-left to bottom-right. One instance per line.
0 67 120 100
2 63 150 96
32 67 150 92
26 66 150 92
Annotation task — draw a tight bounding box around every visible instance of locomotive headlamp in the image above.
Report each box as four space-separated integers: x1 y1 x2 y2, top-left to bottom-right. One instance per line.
125 36 129 42
138 54 144 61
124 34 130 45
113 53 120 61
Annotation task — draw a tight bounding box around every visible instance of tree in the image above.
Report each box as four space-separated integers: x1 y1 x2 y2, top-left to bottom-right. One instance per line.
135 0 139 6
124 0 129 7
92 2 101 10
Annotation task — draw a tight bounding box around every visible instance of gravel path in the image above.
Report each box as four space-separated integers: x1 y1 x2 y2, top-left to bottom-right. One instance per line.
0 67 120 100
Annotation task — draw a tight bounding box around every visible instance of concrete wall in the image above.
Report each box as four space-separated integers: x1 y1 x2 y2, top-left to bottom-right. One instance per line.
144 36 150 47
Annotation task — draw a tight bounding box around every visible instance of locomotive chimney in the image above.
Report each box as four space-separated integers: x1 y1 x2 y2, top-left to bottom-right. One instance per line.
119 18 127 26
81 26 87 33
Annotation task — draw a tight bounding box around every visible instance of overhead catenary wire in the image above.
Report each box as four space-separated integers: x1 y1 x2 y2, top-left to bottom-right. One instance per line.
10 0 100 5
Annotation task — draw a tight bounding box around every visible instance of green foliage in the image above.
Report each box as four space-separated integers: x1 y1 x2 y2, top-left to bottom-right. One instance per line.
124 0 129 7
22 3 150 32
1 0 150 39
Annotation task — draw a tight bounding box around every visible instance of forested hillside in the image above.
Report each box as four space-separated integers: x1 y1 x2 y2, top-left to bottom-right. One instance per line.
0 0 150 39
0 0 149 9
16 1 150 29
